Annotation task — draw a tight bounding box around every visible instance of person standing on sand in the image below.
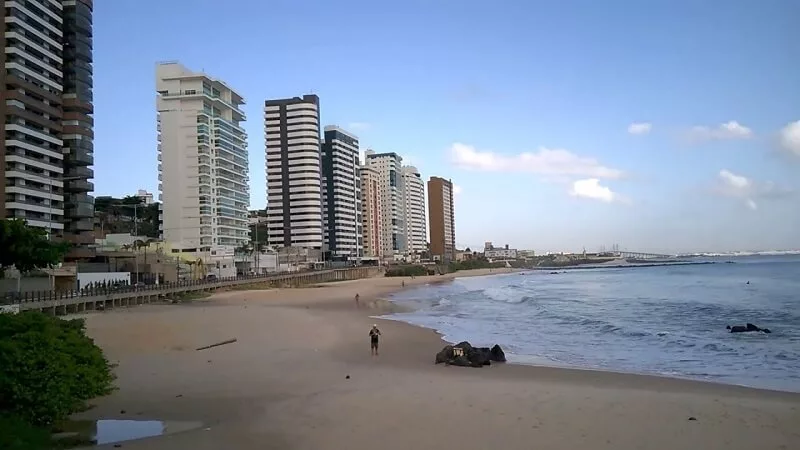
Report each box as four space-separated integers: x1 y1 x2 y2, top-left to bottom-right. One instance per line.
355 293 360 308
369 324 382 356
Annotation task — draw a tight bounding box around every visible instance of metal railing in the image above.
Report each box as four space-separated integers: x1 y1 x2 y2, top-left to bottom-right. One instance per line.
1 266 380 306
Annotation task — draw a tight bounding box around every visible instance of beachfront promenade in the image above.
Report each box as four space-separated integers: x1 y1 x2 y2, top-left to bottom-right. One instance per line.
0 267 382 315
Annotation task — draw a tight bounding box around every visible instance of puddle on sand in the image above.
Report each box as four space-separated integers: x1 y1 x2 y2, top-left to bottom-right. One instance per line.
55 419 203 445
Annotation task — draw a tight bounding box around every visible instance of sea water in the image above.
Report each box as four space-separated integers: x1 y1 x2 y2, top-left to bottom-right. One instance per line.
382 255 800 392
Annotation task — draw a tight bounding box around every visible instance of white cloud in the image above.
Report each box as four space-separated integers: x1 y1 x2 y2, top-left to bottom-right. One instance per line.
569 178 617 203
715 169 794 210
452 184 463 195
719 169 750 189
687 121 753 142
449 143 623 179
778 120 800 157
347 122 371 132
627 122 652 135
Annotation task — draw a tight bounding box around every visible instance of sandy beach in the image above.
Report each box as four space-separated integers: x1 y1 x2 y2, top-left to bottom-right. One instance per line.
75 268 800 450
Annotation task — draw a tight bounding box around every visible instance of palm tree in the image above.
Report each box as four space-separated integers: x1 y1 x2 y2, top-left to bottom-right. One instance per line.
186 260 196 280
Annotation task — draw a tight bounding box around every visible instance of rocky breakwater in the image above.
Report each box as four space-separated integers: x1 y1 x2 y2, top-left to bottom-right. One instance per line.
435 341 507 368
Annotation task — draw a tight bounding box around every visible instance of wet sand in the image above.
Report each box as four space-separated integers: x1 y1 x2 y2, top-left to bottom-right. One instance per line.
76 269 800 449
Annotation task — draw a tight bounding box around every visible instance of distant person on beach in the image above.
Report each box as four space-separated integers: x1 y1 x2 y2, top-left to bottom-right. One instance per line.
355 293 360 308
369 324 382 356
402 280 405 287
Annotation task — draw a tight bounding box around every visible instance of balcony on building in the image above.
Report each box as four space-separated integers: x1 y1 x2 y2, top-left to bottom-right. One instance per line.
71 147 94 165
66 165 94 179
67 200 94 219
65 178 94 192
67 218 94 232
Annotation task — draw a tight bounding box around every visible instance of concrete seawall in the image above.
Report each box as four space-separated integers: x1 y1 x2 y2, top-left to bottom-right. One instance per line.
2 267 382 316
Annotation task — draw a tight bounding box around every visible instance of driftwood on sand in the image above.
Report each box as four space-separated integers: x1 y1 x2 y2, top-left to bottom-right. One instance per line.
196 338 238 351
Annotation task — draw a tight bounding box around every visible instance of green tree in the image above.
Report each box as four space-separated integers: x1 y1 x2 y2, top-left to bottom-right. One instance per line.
236 243 253 256
95 196 160 238
0 219 70 278
0 312 115 426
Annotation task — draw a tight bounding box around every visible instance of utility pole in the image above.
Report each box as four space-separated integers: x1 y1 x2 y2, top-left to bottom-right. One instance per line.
253 216 259 274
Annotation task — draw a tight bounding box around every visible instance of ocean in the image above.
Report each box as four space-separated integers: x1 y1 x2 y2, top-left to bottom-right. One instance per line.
381 255 800 392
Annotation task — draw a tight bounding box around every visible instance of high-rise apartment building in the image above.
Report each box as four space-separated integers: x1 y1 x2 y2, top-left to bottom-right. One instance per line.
364 150 405 259
0 0 95 250
321 126 362 260
401 166 426 257
156 62 250 254
359 165 382 258
428 176 456 261
264 94 323 249
61 0 95 246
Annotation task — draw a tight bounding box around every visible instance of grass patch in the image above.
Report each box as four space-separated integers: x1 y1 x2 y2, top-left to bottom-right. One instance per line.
227 282 275 291
172 291 211 302
385 265 430 277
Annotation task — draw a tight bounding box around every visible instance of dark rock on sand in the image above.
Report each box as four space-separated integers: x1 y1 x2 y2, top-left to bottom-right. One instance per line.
490 344 507 362
436 342 507 368
446 355 472 367
435 345 454 364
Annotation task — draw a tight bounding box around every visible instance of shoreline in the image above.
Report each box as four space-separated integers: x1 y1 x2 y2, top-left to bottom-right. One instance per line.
370 271 800 396
75 269 800 449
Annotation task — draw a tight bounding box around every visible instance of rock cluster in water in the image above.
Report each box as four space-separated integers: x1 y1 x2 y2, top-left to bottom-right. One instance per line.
435 341 506 367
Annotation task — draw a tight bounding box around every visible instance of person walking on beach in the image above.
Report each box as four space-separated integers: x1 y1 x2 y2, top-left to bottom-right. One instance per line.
355 293 360 308
369 324 382 356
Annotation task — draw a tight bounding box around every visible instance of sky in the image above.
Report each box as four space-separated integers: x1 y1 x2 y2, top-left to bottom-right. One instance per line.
92 0 800 254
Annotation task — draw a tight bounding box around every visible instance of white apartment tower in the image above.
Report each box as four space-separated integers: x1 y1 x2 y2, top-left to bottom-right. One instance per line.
264 95 323 249
364 150 405 259
321 126 363 260
359 165 383 258
156 62 250 254
401 166 427 257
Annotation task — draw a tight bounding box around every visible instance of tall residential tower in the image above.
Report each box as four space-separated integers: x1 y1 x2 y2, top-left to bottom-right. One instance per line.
401 166 426 257
364 150 405 260
321 126 362 260
428 176 456 262
264 94 323 249
156 62 250 255
61 0 95 247
359 165 382 259
0 0 95 251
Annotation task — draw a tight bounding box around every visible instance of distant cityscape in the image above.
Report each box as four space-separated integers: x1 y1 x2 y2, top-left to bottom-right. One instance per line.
154 61 459 273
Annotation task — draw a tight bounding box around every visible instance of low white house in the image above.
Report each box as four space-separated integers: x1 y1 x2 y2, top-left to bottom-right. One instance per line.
483 242 518 259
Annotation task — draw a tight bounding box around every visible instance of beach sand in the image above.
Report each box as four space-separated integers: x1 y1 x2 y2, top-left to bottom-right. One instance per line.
75 269 800 449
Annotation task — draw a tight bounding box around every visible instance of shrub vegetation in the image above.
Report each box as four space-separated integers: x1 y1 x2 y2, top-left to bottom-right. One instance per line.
384 265 430 277
0 312 116 448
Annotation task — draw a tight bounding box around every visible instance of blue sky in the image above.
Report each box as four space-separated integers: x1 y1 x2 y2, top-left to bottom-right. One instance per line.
92 0 799 254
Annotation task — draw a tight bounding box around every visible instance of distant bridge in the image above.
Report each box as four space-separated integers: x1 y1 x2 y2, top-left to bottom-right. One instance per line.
615 251 674 260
